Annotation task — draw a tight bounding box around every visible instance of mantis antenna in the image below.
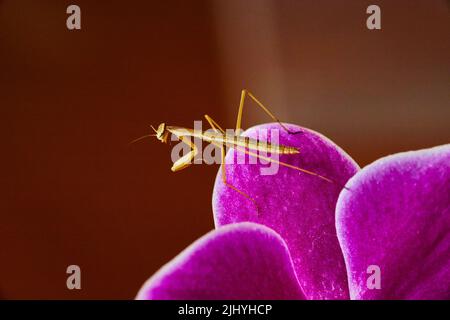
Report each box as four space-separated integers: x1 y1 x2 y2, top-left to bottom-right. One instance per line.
129 125 159 145
129 134 156 145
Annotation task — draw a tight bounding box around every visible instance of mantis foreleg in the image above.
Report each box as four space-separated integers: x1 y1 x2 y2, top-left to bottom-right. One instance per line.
171 135 198 172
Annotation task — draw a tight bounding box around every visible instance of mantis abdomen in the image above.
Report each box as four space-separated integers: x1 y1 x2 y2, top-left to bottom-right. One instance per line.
168 126 299 155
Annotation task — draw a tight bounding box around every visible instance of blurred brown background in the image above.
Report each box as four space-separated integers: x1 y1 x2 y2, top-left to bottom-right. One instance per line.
0 0 448 299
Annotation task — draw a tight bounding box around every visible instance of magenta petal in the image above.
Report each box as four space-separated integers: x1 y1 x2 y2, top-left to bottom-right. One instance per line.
212 123 359 299
337 144 450 299
136 222 305 300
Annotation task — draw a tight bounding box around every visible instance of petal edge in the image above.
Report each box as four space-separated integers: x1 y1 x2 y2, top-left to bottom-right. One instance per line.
337 144 450 299
137 222 305 300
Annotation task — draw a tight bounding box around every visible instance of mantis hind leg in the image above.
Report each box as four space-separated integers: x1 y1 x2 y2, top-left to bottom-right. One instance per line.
220 145 260 213
235 89 302 135
234 145 350 190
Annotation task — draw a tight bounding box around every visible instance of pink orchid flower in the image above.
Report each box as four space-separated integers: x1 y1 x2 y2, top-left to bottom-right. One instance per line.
137 124 449 300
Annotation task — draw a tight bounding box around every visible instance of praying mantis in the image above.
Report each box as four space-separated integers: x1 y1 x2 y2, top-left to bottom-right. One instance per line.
133 89 335 208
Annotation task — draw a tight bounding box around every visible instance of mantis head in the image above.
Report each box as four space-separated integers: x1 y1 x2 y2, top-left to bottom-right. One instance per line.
152 123 169 143
128 123 169 145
